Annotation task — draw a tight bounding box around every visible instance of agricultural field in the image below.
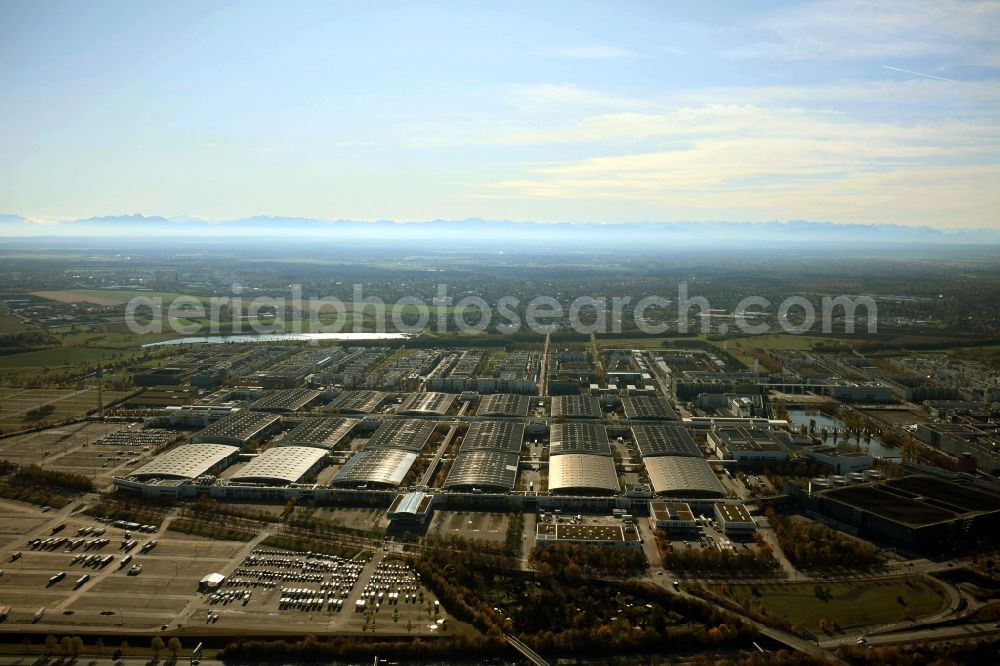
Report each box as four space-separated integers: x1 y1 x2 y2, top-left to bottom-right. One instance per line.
714 576 948 632
29 290 206 306
0 388 129 431
0 314 26 333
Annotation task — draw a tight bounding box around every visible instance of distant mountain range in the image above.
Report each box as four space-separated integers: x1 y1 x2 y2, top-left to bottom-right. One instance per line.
2 213 999 245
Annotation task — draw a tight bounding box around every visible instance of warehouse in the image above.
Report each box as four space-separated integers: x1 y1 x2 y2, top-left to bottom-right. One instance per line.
229 446 328 485
279 416 359 450
551 395 602 419
459 421 524 454
643 456 726 498
477 393 530 417
249 388 322 413
397 392 456 416
324 390 388 415
547 454 620 495
330 448 418 488
813 475 1000 547
632 424 701 458
708 426 788 463
130 443 240 481
549 423 612 456
363 419 436 453
714 503 757 537
190 411 282 447
443 450 520 491
622 396 678 421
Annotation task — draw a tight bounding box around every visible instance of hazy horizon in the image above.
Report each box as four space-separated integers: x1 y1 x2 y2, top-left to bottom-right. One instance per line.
2 0 999 228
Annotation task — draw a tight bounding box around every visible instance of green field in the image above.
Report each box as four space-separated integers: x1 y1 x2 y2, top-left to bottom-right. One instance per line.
716 576 948 631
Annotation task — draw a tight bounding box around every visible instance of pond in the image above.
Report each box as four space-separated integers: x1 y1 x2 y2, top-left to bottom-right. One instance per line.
786 407 900 459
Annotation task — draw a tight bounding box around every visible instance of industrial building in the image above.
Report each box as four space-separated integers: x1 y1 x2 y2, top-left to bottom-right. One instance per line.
363 419 436 453
621 396 678 421
649 501 698 532
632 424 701 458
459 421 524 454
279 416 359 451
549 423 612 456
443 450 520 492
547 454 620 495
708 426 788 463
714 503 756 537
915 421 1000 474
813 475 1000 547
551 395 602 419
397 392 456 416
476 393 530 417
324 390 388 415
387 491 435 525
330 448 418 488
535 521 640 548
229 446 328 485
129 443 240 481
805 446 874 474
643 456 727 498
248 388 322 413
190 411 282 447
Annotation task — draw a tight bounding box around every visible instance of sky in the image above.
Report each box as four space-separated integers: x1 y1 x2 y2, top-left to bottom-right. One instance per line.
1 0 999 228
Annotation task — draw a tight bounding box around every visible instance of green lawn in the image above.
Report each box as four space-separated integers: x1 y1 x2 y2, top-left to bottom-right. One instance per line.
717 576 948 631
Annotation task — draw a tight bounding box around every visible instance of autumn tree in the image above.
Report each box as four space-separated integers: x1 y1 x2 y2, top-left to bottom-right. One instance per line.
151 635 165 659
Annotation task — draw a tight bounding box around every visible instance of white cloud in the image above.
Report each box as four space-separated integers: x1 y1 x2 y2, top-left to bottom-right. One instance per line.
726 0 1000 66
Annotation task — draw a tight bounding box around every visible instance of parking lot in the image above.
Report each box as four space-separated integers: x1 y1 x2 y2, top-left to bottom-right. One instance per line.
187 548 448 635
429 511 508 544
0 507 251 630
0 421 159 489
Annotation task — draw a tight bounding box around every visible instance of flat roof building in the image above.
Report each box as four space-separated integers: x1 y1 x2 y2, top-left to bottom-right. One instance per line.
325 390 388 415
330 448 418 488
643 456 726 498
632 424 701 458
249 388 322 413
548 454 620 495
397 392 456 416
551 395 602 419
622 396 678 421
535 522 640 548
443 450 520 492
813 475 1000 547
130 443 240 481
714 503 756 536
549 423 612 457
805 446 874 474
280 416 359 451
190 411 282 447
649 501 698 531
229 446 328 485
477 393 530 418
460 421 524 454
708 426 788 463
363 419 436 453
